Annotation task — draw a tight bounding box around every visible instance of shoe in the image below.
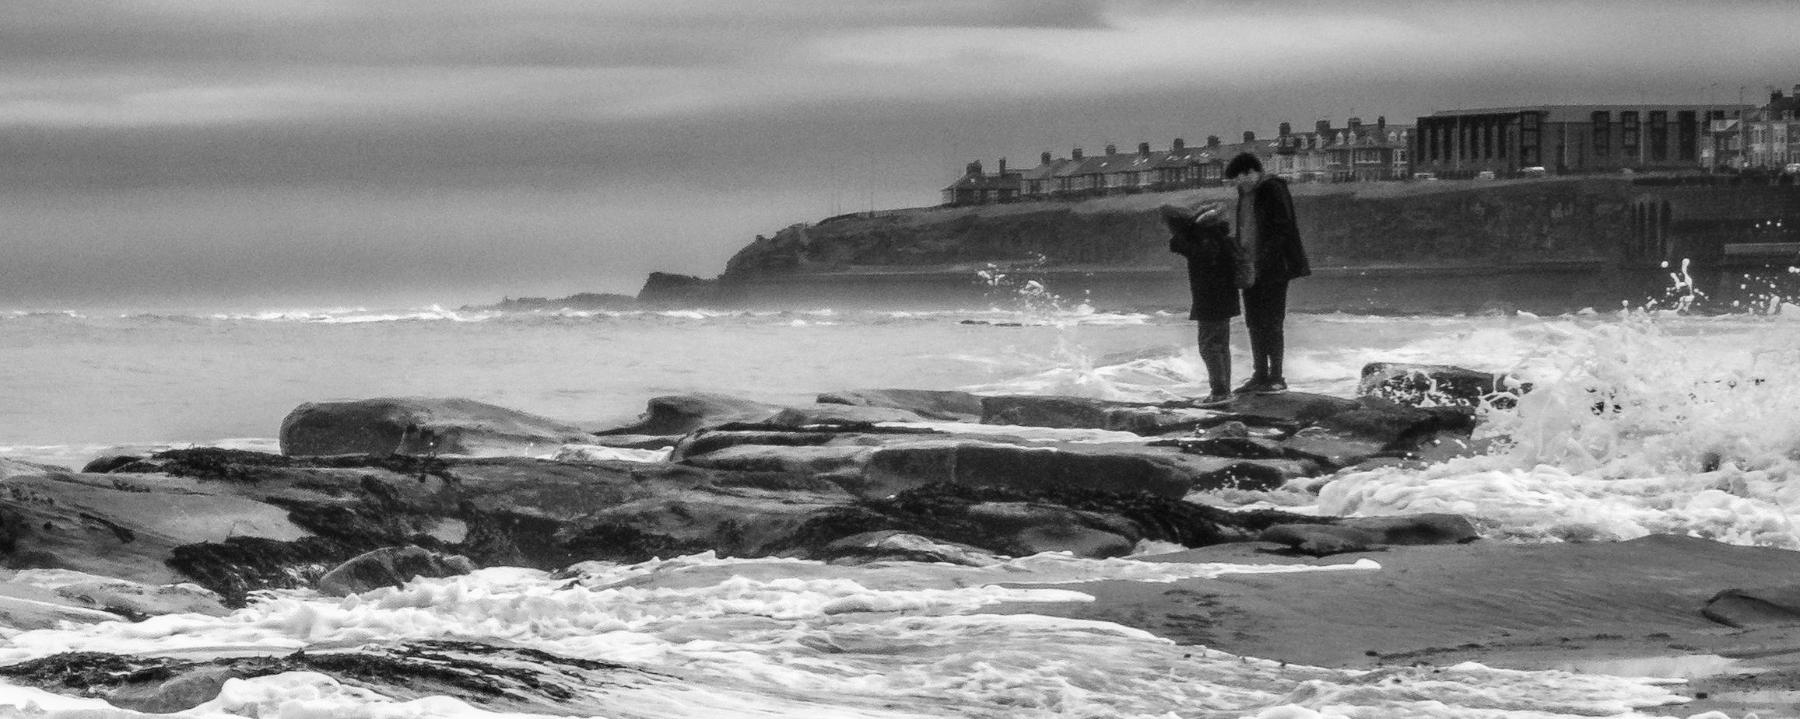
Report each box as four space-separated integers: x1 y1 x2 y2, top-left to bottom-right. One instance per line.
1195 393 1232 408
1232 379 1268 394
1256 380 1288 394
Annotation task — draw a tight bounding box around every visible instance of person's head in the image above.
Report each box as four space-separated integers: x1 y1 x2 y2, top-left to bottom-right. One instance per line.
1224 152 1263 189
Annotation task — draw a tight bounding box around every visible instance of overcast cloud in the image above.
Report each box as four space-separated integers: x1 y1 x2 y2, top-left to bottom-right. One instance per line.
3 0 1798 309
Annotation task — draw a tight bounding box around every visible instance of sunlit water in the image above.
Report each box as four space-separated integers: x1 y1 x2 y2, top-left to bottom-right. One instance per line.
3 297 1799 718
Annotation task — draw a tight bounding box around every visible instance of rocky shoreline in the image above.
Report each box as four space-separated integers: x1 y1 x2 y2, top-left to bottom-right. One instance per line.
0 361 1793 716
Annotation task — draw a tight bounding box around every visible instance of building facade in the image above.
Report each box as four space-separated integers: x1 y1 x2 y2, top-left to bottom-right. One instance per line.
1414 104 1738 178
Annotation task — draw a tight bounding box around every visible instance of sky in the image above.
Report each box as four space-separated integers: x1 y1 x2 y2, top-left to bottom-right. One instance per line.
3 0 1799 310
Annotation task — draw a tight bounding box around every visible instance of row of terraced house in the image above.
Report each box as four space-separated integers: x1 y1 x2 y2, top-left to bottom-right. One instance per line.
944 116 1411 206
946 87 1800 206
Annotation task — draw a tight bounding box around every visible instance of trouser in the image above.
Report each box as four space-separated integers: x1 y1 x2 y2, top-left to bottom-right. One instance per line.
1195 319 1231 395
1243 279 1289 382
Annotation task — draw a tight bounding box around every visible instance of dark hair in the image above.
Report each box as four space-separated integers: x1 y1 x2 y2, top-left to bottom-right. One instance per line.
1224 152 1263 178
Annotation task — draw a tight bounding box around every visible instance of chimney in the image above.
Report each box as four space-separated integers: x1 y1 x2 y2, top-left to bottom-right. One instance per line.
1138 142 1151 155
1377 116 1387 133
1242 131 1256 143
1348 117 1363 130
1279 122 1292 137
1041 151 1053 165
1206 135 1221 148
1105 143 1117 155
997 157 1007 175
965 160 983 176
1774 90 1786 103
1173 138 1185 151
1072 147 1084 160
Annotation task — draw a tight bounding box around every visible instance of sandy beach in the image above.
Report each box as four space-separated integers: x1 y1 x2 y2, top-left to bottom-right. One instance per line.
1009 534 1800 717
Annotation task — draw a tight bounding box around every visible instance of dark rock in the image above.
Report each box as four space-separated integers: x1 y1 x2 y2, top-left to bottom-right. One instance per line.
1359 362 1531 408
1278 427 1391 470
820 530 1001 566
1701 586 1800 628
316 545 477 597
1260 524 1382 556
1174 436 1289 460
816 389 985 421
279 397 592 457
784 483 1324 559
1215 391 1362 425
1317 397 1478 453
1340 514 1480 545
980 395 1138 429
864 442 1194 499
769 404 929 427
0 641 637 715
1261 513 1479 556
679 444 873 476
81 455 142 474
1192 460 1313 491
595 393 781 436
670 428 842 462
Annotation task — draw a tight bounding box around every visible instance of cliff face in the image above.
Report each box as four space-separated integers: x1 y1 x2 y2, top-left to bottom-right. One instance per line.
721 178 1650 280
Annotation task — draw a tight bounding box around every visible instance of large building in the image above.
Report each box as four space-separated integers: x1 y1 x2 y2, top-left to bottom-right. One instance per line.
1731 85 1800 171
1413 103 1747 178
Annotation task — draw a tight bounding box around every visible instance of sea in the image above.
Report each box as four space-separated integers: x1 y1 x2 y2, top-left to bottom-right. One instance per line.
2 276 1798 718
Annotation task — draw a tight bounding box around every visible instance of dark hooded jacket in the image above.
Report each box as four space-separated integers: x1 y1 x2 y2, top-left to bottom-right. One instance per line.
1164 205 1241 321
1237 175 1311 284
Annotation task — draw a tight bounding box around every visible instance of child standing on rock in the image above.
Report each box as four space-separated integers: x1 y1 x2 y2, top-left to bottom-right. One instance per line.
1164 203 1239 406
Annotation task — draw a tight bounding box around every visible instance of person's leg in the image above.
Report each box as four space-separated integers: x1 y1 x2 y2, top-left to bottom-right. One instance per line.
1195 319 1231 397
1242 279 1289 390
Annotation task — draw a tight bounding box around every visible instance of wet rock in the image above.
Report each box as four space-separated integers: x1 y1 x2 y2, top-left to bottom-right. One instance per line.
1260 513 1479 556
769 404 930 427
670 428 843 462
316 545 477 597
1278 427 1391 470
80 455 141 474
0 641 637 715
980 395 1141 429
50 578 230 620
1359 362 1531 409
1212 391 1362 426
786 483 1327 559
864 442 1194 499
816 389 985 421
279 397 593 457
1701 586 1800 628
1172 436 1289 460
820 530 1002 566
679 444 874 476
595 393 782 436
1317 398 1477 453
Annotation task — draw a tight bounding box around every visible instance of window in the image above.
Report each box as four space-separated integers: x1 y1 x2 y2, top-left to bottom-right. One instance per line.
1621 111 1640 158
1649 111 1668 161
1677 111 1697 161
1592 111 1611 157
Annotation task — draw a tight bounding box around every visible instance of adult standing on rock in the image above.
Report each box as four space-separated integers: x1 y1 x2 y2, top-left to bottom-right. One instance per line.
1225 152 1310 394
1163 203 1238 407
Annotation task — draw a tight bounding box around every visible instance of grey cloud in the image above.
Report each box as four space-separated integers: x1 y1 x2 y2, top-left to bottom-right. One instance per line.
0 0 1105 70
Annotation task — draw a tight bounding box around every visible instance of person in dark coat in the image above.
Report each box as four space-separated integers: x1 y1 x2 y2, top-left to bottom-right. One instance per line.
1163 203 1238 405
1225 152 1310 394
